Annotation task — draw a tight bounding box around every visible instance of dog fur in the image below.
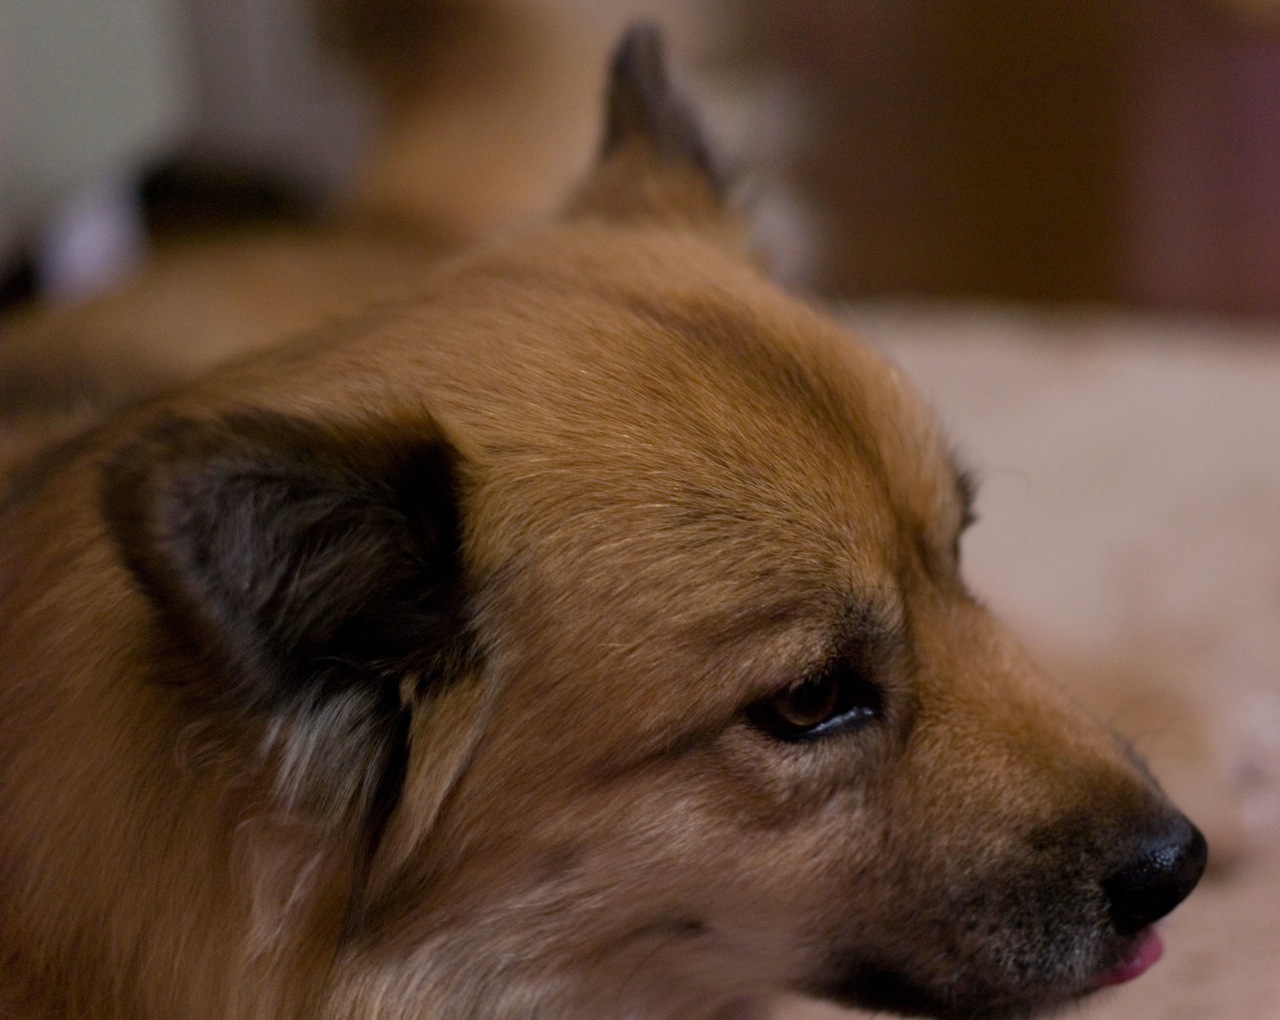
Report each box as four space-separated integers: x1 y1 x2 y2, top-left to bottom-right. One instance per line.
0 27 1204 1020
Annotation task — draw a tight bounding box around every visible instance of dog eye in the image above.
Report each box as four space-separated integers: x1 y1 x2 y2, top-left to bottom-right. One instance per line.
748 665 884 742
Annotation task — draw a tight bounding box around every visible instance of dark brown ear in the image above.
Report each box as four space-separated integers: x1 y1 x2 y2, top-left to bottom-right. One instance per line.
102 412 473 718
569 24 737 233
103 410 482 898
101 410 477 858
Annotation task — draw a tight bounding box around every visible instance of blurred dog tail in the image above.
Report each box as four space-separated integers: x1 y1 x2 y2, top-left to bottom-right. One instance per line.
309 0 625 241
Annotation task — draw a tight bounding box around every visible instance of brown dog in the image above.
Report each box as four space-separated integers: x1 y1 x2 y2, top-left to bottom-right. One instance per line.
0 28 1204 1020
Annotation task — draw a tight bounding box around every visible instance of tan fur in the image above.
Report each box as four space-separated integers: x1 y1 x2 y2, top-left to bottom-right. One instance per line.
0 28 1202 1020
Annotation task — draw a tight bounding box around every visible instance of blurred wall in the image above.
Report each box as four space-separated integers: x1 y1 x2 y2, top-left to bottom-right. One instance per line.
1126 0 1280 314
9 0 1280 315
0 0 189 261
764 0 1130 304
754 0 1280 315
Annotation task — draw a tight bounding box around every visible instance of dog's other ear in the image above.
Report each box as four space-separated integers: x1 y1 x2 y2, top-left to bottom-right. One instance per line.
569 24 740 238
102 412 473 722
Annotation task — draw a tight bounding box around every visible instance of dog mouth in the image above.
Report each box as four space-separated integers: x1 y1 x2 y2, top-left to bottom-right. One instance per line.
818 922 1171 1019
1092 926 1164 988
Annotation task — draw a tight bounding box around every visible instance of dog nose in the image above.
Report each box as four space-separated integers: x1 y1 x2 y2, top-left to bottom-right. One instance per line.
1103 814 1208 934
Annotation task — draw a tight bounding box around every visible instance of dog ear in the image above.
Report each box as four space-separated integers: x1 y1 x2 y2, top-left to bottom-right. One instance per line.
569 24 738 235
101 412 473 720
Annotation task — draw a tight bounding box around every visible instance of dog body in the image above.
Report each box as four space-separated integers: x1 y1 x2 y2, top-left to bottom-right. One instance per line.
0 30 1203 1020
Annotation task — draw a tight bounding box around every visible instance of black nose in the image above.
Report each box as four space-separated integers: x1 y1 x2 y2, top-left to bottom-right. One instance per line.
1103 815 1208 934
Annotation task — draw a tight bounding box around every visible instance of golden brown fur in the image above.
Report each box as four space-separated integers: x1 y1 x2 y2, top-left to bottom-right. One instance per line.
0 26 1203 1020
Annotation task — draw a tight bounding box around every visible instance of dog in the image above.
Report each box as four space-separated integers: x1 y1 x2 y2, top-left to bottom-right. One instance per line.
0 27 1205 1020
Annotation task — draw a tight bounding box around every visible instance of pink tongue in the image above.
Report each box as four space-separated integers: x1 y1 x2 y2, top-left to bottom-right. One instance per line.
1096 929 1165 988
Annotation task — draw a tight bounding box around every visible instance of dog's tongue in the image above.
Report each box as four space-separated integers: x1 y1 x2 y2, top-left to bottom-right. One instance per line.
1095 929 1164 988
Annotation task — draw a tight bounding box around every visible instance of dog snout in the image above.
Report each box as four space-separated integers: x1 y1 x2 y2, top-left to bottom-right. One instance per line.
1103 813 1208 935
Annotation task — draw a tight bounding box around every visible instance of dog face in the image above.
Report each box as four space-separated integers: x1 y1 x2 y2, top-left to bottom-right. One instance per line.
0 27 1203 1020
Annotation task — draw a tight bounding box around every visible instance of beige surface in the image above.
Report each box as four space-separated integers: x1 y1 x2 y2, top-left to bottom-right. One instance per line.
776 305 1280 1019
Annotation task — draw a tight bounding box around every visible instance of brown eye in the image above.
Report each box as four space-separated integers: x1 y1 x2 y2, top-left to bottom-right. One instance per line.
774 674 840 729
748 665 884 742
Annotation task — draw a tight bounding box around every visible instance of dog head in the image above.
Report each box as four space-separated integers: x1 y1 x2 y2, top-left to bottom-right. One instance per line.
42 26 1205 1020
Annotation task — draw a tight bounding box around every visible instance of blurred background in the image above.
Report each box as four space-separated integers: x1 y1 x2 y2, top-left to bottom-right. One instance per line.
760 0 1280 313
7 0 1280 314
